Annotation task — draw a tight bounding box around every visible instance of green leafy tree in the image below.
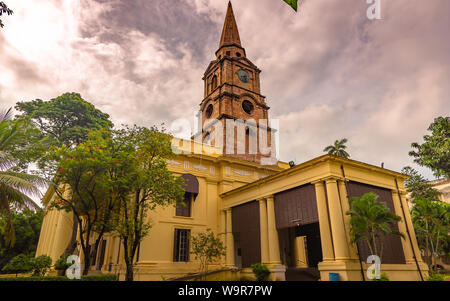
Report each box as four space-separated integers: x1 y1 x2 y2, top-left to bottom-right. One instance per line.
48 130 117 275
14 93 113 178
110 126 185 281
409 116 450 178
0 1 13 28
0 209 43 271
0 108 46 247
191 229 226 280
15 94 113 257
346 192 405 261
1 254 32 276
323 138 350 158
402 166 440 201
30 255 52 276
411 199 450 273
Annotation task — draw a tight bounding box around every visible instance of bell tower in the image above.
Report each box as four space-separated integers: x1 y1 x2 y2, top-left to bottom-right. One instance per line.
197 2 275 164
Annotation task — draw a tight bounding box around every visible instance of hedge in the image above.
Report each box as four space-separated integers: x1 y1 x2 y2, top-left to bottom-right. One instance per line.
0 274 118 281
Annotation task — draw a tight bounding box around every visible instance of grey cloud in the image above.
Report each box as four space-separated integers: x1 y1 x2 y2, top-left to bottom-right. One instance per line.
0 0 448 180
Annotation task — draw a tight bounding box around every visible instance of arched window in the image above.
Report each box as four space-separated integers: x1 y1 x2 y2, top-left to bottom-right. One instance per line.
205 104 214 119
211 75 218 90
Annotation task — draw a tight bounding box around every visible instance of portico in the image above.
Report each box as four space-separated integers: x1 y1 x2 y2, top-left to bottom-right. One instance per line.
220 155 428 281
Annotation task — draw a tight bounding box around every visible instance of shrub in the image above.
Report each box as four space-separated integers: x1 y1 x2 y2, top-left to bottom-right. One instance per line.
426 273 446 281
1 254 33 276
30 255 52 277
251 263 270 281
54 254 71 273
374 272 390 281
81 274 118 281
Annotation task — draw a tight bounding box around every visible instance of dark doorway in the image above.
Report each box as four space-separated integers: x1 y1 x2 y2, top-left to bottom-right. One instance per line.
296 223 322 268
232 201 261 268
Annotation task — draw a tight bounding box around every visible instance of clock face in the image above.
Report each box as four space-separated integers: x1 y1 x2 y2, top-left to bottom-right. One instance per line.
237 69 250 83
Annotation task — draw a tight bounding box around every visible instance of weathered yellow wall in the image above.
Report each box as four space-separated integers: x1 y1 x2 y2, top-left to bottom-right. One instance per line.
36 153 427 281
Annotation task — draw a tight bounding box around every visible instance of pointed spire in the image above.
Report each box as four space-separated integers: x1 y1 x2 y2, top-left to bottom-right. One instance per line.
219 1 241 48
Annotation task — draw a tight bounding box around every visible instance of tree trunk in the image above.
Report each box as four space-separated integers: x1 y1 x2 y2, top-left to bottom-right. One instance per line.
82 245 91 276
125 259 134 281
63 212 79 255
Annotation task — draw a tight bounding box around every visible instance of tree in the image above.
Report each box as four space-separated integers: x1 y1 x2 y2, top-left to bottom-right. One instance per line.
323 138 350 158
15 94 114 257
402 166 440 202
346 192 405 261
30 254 52 276
1 254 32 277
191 229 226 280
409 116 450 178
0 108 46 247
110 126 185 281
411 199 450 273
14 93 113 178
0 209 43 271
48 130 117 275
0 2 13 28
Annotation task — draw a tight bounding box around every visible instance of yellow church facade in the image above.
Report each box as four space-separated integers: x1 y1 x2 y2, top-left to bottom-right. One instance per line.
35 3 428 281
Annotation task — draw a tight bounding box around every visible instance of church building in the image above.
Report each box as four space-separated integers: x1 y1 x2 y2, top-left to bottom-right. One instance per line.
35 2 428 281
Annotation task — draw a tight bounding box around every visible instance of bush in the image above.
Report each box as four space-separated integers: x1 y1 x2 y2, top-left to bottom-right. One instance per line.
0 274 118 281
374 272 390 281
251 263 270 281
81 274 118 281
426 273 446 281
30 255 52 276
54 254 71 272
1 254 33 276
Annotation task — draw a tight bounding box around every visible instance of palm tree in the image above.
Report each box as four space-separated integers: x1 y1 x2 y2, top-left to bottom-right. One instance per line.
346 192 405 261
323 138 350 158
411 199 450 273
0 108 46 247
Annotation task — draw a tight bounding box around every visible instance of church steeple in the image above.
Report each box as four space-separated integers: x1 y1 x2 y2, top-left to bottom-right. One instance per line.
197 2 274 164
219 2 241 48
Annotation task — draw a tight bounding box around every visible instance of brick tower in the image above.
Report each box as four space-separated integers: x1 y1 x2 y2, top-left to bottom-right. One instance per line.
196 2 275 164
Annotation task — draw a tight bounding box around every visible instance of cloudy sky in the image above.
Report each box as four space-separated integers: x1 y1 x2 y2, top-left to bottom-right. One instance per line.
0 0 449 179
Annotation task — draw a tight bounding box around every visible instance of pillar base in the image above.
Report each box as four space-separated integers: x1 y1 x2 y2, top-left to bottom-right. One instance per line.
318 260 429 281
318 260 364 281
267 264 286 281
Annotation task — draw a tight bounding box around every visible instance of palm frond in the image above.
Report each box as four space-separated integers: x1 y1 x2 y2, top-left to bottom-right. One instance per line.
0 151 15 170
0 108 13 122
0 171 46 198
0 184 41 211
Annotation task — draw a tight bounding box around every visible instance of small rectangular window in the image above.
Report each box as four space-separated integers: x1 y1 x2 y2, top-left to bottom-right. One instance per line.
176 193 192 217
174 229 190 262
